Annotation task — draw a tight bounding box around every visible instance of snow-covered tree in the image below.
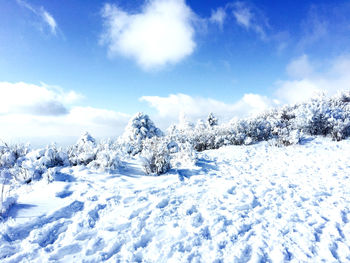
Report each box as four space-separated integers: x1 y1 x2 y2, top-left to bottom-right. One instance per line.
68 132 97 165
87 140 122 172
207 112 218 127
141 137 170 175
122 112 163 155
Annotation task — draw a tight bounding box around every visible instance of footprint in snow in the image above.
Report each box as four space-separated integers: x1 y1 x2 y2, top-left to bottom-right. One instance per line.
329 242 339 261
341 210 349 224
227 186 236 195
123 196 135 205
235 245 252 263
87 204 107 228
156 198 169 209
192 213 204 228
2 201 84 243
129 205 150 220
99 241 123 261
55 190 73 199
34 221 70 248
186 205 198 215
49 243 82 261
134 232 153 250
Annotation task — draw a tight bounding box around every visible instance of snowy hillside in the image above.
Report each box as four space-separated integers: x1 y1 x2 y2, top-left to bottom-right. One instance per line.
1 93 350 262
0 137 350 262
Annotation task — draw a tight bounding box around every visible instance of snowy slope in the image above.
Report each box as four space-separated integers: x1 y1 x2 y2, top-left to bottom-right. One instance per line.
1 137 350 262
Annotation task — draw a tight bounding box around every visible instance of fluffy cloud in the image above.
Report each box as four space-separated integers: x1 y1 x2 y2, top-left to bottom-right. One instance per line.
0 82 80 116
16 0 57 35
140 93 275 128
101 0 196 70
0 82 130 145
275 55 350 104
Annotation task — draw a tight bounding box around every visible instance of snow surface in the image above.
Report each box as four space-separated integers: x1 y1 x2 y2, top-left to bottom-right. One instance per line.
1 137 350 262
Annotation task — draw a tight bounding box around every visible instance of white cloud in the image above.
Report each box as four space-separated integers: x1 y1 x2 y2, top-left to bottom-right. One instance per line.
275 55 350 104
210 7 226 28
232 2 252 28
0 82 130 145
0 82 80 116
100 0 196 70
140 93 275 128
41 8 57 35
16 0 57 35
286 54 314 79
296 3 350 53
231 1 267 40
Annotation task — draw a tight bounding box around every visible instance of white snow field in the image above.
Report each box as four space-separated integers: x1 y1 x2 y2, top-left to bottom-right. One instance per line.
1 137 350 262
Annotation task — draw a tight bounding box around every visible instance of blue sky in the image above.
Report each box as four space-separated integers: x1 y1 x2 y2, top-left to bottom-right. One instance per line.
1 0 350 144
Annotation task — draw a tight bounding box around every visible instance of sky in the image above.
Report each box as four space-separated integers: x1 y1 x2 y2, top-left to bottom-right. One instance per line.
1 0 350 145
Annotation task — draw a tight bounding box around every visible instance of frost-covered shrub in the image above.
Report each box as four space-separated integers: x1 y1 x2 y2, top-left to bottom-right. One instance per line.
0 170 16 218
330 119 350 141
270 128 303 146
180 91 350 151
170 141 197 169
178 113 195 131
121 112 163 155
0 192 17 218
141 137 170 175
0 143 30 169
7 165 33 184
43 167 59 183
68 132 97 165
87 150 120 172
26 145 69 168
207 112 218 127
288 92 350 141
87 141 122 172
17 144 69 183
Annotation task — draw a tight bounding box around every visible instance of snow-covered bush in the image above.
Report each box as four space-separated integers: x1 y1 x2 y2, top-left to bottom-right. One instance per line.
68 132 97 165
87 140 122 172
26 144 69 168
0 168 17 220
0 170 17 218
172 91 350 151
88 150 120 172
170 141 197 169
0 142 30 169
0 193 17 219
121 112 163 155
207 112 218 127
141 137 171 175
15 144 70 183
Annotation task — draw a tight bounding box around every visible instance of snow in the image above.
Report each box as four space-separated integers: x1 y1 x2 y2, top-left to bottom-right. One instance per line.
1 137 350 262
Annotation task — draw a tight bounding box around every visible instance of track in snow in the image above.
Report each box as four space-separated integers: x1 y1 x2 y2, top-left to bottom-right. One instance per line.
1 137 350 262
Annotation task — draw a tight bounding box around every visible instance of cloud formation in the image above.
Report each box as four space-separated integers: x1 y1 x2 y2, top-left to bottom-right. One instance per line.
210 7 226 28
0 82 80 116
296 3 350 53
16 0 57 35
41 9 57 35
0 82 130 144
101 0 196 70
286 54 314 79
140 93 275 128
275 55 350 104
231 1 268 40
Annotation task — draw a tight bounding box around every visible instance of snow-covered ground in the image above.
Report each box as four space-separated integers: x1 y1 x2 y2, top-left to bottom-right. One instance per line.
1 137 350 262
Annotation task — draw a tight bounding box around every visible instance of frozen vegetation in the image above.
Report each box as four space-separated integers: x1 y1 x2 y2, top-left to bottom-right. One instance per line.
1 92 350 262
